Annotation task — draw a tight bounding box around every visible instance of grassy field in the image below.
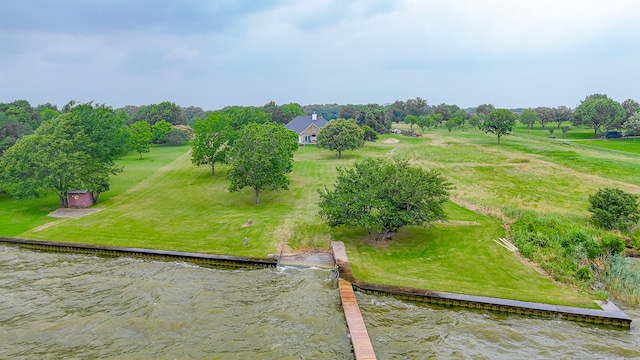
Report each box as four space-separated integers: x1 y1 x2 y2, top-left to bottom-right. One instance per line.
7 125 640 306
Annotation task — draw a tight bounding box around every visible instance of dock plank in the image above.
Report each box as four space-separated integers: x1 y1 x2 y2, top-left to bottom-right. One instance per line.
339 278 376 360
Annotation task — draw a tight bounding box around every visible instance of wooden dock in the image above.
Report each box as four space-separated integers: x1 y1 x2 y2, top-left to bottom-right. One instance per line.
339 278 377 360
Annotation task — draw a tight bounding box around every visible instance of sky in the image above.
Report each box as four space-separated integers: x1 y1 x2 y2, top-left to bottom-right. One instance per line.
1 0 640 110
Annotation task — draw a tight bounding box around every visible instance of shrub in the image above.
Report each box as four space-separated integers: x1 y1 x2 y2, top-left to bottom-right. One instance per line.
575 266 593 282
166 128 190 146
600 234 626 255
589 187 640 231
361 125 378 142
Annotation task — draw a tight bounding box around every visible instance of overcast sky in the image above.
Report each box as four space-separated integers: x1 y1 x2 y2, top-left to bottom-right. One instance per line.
1 0 639 110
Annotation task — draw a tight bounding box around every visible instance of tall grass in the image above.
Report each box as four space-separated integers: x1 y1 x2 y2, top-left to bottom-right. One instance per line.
606 255 640 307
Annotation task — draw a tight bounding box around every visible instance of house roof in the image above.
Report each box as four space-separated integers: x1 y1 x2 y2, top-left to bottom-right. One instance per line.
285 115 328 134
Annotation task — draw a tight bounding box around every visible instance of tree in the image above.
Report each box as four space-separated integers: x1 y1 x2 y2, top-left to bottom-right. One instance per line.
448 109 468 130
404 97 430 116
45 102 129 204
316 119 365 157
433 103 460 124
340 104 391 133
0 112 33 154
533 107 555 129
621 99 640 123
220 106 271 130
166 128 190 145
263 102 304 125
572 94 625 138
129 121 152 159
191 113 235 176
519 109 539 130
263 101 287 124
404 114 419 130
227 122 298 205
361 125 378 142
317 158 449 242
476 104 495 117
554 106 572 128
65 102 130 162
468 115 481 130
303 104 340 120
0 114 120 207
280 103 304 120
417 115 434 133
589 188 640 231
481 109 517 144
130 101 187 125
622 112 640 139
151 120 172 144
386 100 408 123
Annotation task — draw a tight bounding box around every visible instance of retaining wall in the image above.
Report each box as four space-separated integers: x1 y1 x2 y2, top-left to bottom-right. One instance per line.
331 241 632 328
0 237 277 269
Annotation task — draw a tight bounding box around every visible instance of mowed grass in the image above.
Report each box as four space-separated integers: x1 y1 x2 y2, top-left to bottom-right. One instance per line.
0 145 188 236
336 202 595 306
10 125 640 306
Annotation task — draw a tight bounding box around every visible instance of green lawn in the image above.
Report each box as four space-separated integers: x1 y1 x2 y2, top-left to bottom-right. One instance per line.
7 126 640 307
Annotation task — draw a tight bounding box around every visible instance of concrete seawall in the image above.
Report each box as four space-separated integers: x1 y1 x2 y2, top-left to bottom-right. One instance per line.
0 237 277 268
331 241 632 328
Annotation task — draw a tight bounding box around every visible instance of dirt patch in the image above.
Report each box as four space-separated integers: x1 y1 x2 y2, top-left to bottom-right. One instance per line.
48 208 102 218
383 138 399 144
437 220 481 226
32 220 65 232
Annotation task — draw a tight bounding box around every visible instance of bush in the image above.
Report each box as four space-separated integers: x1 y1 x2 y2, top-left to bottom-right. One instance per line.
361 125 378 142
600 234 626 255
575 266 593 282
166 128 190 146
589 187 640 231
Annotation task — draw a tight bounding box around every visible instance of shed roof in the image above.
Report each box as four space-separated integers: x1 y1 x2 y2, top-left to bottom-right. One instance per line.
67 190 89 194
285 115 328 134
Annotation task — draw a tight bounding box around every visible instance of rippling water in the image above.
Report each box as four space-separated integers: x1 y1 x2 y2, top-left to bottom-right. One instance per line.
358 293 640 359
0 245 353 359
3 245 640 359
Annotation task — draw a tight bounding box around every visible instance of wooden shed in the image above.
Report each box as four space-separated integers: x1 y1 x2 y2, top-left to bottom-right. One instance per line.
67 190 94 208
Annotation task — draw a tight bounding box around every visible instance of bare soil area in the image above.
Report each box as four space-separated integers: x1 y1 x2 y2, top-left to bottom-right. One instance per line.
48 208 102 218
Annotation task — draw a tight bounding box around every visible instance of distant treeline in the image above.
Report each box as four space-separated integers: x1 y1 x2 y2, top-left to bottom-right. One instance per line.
3 95 640 156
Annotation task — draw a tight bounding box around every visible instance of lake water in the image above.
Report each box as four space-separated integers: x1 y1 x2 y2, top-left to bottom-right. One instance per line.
1 245 639 359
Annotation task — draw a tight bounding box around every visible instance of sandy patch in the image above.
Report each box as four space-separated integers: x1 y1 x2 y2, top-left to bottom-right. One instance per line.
383 138 399 144
48 208 102 218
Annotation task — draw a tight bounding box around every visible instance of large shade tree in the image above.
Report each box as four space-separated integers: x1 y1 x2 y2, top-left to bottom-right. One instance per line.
481 109 517 144
339 104 391 133
129 101 187 125
622 112 640 139
554 106 573 128
227 122 298 204
191 112 236 176
316 119 365 157
0 114 120 207
572 94 625 138
318 158 449 242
